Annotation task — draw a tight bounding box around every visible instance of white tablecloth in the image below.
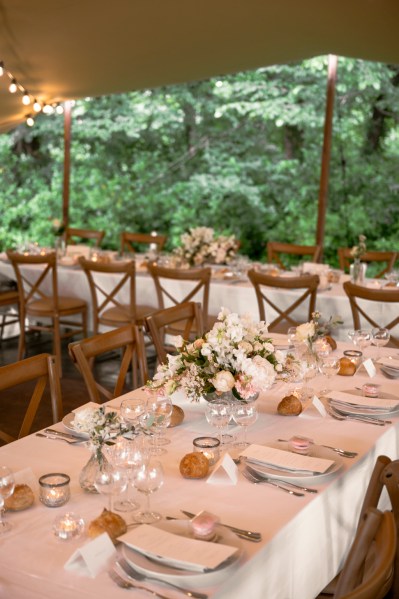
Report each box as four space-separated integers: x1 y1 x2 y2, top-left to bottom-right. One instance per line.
0 342 398 598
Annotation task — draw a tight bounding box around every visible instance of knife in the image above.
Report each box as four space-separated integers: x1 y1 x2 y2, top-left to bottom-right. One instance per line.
180 510 262 540
44 428 81 440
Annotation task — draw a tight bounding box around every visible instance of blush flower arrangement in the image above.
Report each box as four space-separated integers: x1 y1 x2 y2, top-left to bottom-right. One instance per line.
148 307 285 402
174 227 238 266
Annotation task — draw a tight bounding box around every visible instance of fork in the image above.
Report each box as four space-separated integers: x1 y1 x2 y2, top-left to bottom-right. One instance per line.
325 404 388 426
35 432 82 444
117 558 208 599
242 469 304 496
245 465 317 493
109 568 171 598
277 438 358 458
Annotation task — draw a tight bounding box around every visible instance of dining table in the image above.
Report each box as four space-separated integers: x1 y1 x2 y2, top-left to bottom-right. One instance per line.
0 253 397 342
0 338 398 599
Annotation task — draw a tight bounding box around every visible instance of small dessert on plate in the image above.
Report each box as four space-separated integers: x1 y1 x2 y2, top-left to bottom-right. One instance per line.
288 435 314 455
189 510 220 541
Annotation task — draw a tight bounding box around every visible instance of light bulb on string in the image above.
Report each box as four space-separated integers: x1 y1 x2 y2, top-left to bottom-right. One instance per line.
0 61 4 77
42 104 54 115
22 91 31 105
9 78 17 93
26 115 34 127
33 99 41 112
56 104 64 114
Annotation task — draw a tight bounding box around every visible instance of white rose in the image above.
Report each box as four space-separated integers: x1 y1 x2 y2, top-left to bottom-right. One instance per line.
212 370 235 392
238 341 253 353
171 335 184 349
295 322 315 343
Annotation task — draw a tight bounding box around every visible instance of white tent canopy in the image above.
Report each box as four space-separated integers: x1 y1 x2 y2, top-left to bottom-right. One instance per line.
1 0 399 132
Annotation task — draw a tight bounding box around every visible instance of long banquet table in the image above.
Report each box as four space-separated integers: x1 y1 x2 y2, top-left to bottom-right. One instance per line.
1 341 398 599
1 257 397 342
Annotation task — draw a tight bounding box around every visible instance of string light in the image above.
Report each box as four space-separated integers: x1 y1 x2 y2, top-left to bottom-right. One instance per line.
33 99 41 112
0 61 4 77
9 78 17 93
22 91 31 105
26 115 34 127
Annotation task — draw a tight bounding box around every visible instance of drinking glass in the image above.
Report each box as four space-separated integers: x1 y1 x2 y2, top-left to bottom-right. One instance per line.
319 356 340 395
120 398 147 432
352 329 372 358
94 464 128 511
205 399 232 445
0 466 15 534
287 326 298 349
110 437 147 512
232 401 258 448
144 394 173 455
133 461 164 524
299 357 318 402
372 327 390 359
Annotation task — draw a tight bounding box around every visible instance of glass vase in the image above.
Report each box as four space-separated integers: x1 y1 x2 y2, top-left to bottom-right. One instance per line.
350 259 367 284
79 446 110 493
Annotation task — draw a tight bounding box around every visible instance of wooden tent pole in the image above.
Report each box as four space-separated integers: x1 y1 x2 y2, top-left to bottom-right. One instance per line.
316 54 338 258
62 101 72 228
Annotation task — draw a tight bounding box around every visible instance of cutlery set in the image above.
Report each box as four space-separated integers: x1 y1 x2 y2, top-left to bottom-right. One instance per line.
35 429 84 444
325 403 389 426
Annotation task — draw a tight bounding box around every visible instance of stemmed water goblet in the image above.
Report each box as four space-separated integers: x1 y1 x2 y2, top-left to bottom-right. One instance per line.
120 398 147 433
232 401 258 449
352 329 372 357
110 437 147 512
205 399 232 446
0 466 15 534
133 460 164 524
142 394 173 455
319 355 340 396
371 327 390 360
94 462 128 512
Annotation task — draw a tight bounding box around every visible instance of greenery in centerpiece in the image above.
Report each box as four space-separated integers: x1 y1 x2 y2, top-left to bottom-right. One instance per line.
173 227 238 266
148 307 285 402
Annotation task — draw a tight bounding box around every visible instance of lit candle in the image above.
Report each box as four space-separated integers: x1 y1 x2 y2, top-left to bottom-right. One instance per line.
193 437 220 466
39 473 70 507
53 512 85 540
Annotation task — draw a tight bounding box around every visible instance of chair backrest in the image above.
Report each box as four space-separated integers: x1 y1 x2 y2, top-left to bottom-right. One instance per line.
267 241 322 269
147 263 211 323
0 353 62 443
79 257 137 333
338 248 397 278
68 324 148 403
333 508 396 599
145 301 204 364
0 289 20 339
247 269 319 333
343 281 399 347
65 227 105 247
6 251 59 318
120 232 167 254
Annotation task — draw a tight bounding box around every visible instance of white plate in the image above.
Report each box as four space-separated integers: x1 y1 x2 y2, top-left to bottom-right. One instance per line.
62 413 90 439
121 520 243 588
245 442 342 484
381 365 399 378
328 399 399 417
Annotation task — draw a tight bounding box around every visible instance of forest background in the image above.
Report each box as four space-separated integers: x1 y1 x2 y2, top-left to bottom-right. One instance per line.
0 56 398 266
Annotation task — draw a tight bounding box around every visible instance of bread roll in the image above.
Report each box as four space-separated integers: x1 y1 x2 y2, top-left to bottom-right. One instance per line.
179 452 209 479
338 357 356 376
4 484 34 511
277 394 302 416
169 404 184 428
88 508 127 542
324 335 337 350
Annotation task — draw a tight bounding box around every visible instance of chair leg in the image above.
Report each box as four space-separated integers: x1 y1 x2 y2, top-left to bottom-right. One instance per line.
53 317 63 378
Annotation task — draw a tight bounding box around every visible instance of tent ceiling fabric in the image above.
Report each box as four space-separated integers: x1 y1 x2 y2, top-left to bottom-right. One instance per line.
1 0 399 132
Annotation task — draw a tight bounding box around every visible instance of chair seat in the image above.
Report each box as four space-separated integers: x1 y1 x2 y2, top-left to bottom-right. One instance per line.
27 296 87 315
166 313 217 338
100 304 156 326
0 290 19 307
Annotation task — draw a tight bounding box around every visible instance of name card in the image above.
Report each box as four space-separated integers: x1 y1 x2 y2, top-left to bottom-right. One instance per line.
360 358 377 378
64 532 116 578
207 453 238 485
312 395 328 417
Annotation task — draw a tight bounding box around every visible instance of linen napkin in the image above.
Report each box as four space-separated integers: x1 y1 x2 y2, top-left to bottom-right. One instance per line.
327 390 399 411
240 444 334 474
118 524 238 572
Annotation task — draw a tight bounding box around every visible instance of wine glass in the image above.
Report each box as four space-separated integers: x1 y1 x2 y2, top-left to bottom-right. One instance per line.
372 327 390 360
0 466 15 534
319 356 340 396
133 461 164 524
144 394 173 455
94 464 128 512
110 437 147 512
299 357 318 403
232 401 258 449
205 399 232 445
120 398 147 432
352 329 372 356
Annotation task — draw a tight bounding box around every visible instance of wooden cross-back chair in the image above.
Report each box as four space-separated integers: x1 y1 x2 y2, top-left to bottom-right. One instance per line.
79 257 155 334
248 269 319 333
7 250 87 376
0 353 62 444
267 241 322 270
147 263 216 334
65 227 105 247
68 325 148 403
145 301 205 365
343 281 399 347
120 231 167 255
338 248 397 279
0 288 20 341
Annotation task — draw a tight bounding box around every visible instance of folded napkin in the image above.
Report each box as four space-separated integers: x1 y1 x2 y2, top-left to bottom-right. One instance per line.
328 390 399 410
240 444 334 474
118 524 238 572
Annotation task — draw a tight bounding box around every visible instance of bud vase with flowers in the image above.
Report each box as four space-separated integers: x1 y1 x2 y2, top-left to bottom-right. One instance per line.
350 235 367 284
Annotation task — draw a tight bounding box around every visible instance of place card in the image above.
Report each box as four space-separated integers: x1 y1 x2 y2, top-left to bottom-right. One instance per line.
240 444 334 474
64 532 116 578
207 453 238 486
360 358 377 378
312 395 328 417
118 524 238 572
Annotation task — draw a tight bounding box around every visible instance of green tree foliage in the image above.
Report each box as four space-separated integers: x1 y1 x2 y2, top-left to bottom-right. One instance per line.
0 57 398 264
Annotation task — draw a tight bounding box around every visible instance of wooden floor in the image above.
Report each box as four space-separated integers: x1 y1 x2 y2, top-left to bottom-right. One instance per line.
0 332 155 446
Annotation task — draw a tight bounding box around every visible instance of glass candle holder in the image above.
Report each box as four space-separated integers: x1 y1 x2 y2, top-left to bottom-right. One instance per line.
362 383 380 398
53 512 85 540
343 349 363 367
39 473 70 507
193 437 220 466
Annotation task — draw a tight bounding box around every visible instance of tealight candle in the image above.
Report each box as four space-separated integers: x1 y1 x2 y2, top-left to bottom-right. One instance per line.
343 349 363 367
39 473 70 507
53 512 85 540
193 437 220 466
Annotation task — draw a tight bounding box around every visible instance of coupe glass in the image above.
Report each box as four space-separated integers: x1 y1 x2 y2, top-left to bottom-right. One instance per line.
94 464 128 512
319 356 340 395
232 401 258 448
352 329 372 359
372 327 390 359
133 461 164 524
120 398 147 432
0 466 15 534
144 394 173 455
205 399 232 445
110 437 147 512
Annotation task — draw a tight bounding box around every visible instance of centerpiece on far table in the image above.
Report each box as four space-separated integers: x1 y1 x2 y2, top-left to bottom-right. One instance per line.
173 227 238 267
148 307 285 402
350 234 367 284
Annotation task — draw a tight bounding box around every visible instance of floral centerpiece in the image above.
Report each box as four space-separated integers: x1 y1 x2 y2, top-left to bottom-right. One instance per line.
174 227 238 266
148 307 285 402
350 234 367 261
51 218 65 237
350 234 367 283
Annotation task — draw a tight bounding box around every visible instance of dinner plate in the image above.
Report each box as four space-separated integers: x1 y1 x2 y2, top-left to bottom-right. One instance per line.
245 442 342 484
121 520 243 588
328 398 399 417
380 365 399 378
62 413 90 439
